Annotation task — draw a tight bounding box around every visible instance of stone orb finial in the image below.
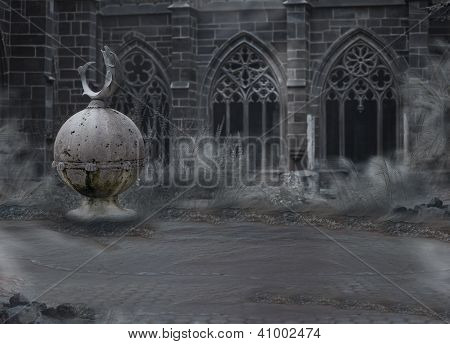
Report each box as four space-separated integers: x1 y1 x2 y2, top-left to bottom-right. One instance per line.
53 46 145 222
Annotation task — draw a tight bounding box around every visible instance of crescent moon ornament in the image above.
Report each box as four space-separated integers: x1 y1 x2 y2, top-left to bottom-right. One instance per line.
77 46 124 101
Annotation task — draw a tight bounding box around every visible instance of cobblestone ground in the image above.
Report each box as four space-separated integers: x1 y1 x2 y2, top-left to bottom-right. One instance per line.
0 220 449 323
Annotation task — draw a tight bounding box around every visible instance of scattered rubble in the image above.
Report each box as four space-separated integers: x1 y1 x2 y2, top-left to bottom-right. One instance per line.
0 189 448 242
8 293 30 307
392 206 418 215
155 207 450 243
427 197 445 209
0 293 95 324
392 197 450 219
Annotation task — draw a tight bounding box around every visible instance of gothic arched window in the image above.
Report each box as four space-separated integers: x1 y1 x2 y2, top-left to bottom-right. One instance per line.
211 44 281 169
324 41 398 162
112 48 170 163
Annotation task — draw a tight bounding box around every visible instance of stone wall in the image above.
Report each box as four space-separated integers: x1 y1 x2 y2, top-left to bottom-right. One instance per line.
95 0 435 168
0 0 446 174
309 5 409 70
0 1 10 117
54 0 97 133
5 0 56 176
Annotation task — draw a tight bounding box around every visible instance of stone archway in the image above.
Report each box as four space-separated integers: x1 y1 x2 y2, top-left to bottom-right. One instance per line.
202 33 287 171
312 29 406 164
323 41 398 162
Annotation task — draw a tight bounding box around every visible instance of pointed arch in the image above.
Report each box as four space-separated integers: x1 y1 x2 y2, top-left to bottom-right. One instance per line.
312 27 407 97
201 32 287 170
200 31 286 120
111 37 172 165
312 28 406 162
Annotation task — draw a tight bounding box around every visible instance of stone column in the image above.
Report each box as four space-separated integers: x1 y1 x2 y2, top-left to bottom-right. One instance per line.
168 1 199 136
307 114 315 170
407 0 430 78
283 0 311 170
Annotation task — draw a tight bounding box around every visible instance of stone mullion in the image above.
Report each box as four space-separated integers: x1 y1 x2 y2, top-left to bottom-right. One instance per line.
377 95 383 156
262 100 267 137
339 99 345 157
261 99 267 170
243 99 249 138
226 99 230 136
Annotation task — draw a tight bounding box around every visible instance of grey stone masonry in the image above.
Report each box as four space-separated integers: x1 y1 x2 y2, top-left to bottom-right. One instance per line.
54 0 97 135
0 0 447 173
408 0 430 78
8 0 56 176
169 1 200 134
0 1 10 119
284 0 311 167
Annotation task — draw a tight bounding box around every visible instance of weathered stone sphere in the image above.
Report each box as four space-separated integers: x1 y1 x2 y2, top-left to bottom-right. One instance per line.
53 99 145 221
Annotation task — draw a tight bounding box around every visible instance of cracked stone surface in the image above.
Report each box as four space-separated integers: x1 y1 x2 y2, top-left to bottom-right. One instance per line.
0 220 449 323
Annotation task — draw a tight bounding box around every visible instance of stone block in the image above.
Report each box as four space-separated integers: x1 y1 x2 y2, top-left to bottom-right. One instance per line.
323 30 339 42
25 1 47 17
11 33 46 45
256 22 272 32
310 42 327 54
369 7 386 19
9 72 25 86
274 22 287 31
240 22 255 31
214 11 239 24
10 46 35 56
268 10 285 22
333 8 355 19
273 31 286 42
239 10 266 22
382 19 400 27
313 8 333 20
385 5 408 18
310 20 329 32
373 27 391 35
10 57 45 72
71 22 80 35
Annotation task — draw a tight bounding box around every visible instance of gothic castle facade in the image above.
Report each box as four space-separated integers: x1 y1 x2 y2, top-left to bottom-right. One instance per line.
0 0 448 175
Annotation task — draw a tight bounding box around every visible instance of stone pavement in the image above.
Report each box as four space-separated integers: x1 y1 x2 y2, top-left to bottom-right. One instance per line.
0 220 449 323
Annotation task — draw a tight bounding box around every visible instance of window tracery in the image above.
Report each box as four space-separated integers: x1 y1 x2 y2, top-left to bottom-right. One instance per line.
211 43 281 170
211 44 280 137
324 41 397 161
326 43 394 112
112 49 170 162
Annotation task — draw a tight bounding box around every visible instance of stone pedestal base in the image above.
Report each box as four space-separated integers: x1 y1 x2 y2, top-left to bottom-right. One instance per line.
66 196 137 222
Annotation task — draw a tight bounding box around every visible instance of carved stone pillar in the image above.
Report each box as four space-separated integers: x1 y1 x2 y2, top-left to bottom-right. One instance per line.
284 0 311 169
168 1 199 135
